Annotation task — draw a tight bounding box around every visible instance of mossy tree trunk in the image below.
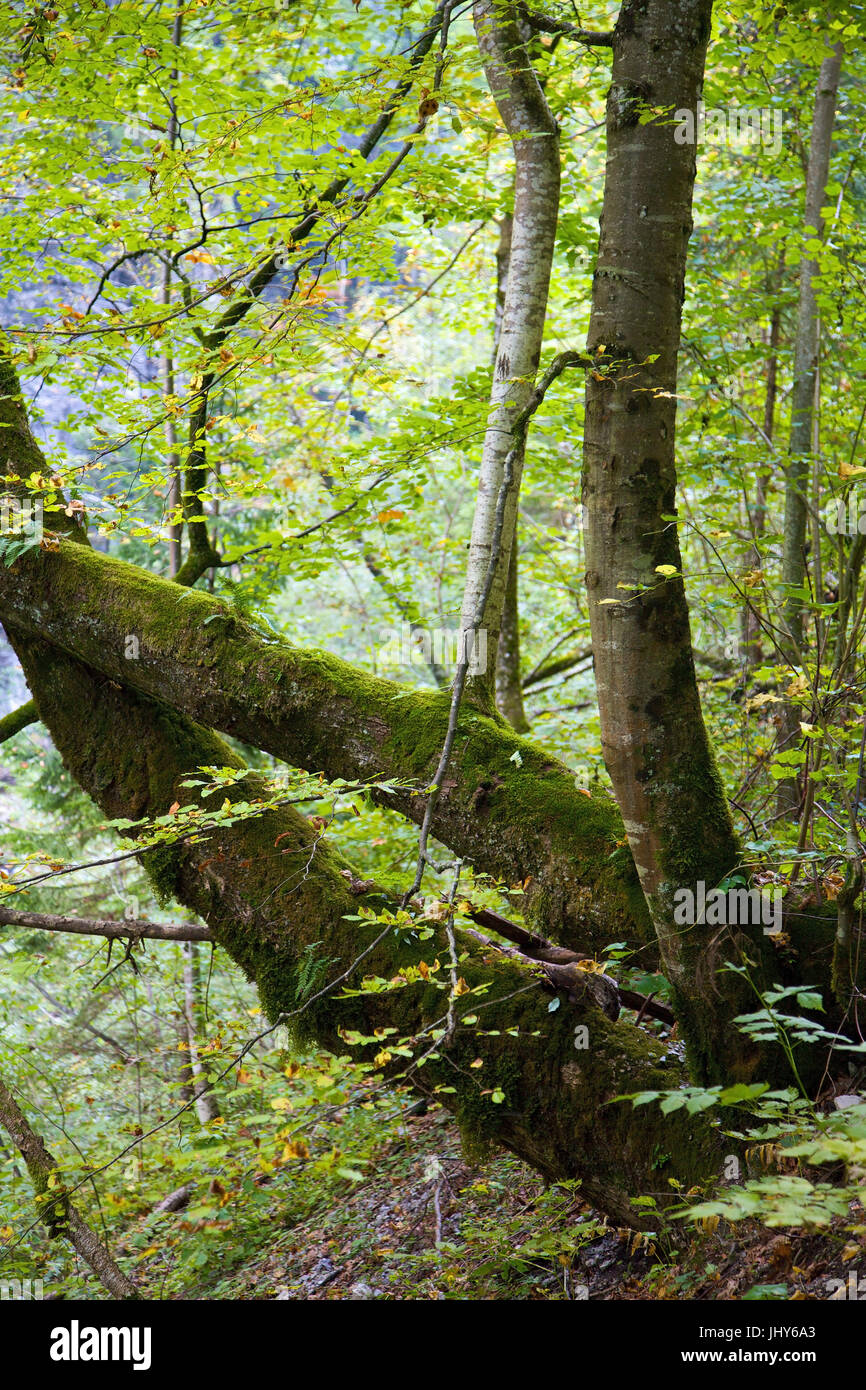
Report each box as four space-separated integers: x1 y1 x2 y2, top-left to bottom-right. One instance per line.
0 531 653 959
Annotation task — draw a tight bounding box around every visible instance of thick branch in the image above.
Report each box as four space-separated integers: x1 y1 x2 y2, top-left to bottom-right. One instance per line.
0 539 651 956
4 620 722 1224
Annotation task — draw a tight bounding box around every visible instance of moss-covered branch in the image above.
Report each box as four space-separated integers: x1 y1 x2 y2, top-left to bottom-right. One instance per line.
0 540 651 957
0 698 38 743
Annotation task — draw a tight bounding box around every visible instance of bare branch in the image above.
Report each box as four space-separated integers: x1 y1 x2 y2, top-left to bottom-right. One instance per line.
521 5 614 46
0 905 213 943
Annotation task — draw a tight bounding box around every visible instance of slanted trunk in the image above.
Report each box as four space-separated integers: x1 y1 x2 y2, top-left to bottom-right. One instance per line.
7 621 726 1225
0 1074 138 1298
0 534 653 959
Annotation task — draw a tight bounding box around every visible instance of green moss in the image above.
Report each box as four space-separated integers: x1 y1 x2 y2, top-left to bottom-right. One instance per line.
143 843 185 907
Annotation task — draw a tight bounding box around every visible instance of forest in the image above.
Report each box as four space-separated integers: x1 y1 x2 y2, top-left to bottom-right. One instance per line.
1 0 866 1332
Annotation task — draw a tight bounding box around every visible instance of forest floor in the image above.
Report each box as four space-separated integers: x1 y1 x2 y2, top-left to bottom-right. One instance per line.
209 1107 864 1303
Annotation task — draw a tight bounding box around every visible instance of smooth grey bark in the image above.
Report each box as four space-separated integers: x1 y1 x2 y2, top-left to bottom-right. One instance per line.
459 0 560 699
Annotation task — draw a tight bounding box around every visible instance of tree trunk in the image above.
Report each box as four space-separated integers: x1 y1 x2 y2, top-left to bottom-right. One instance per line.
581 0 775 1083
492 210 530 733
182 942 221 1125
459 1 560 700
777 42 843 814
0 531 652 959
496 537 530 733
741 252 784 667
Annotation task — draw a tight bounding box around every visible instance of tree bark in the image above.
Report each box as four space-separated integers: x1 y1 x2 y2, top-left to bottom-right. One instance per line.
0 534 652 958
0 905 213 942
0 698 38 743
781 42 844 646
496 536 531 732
